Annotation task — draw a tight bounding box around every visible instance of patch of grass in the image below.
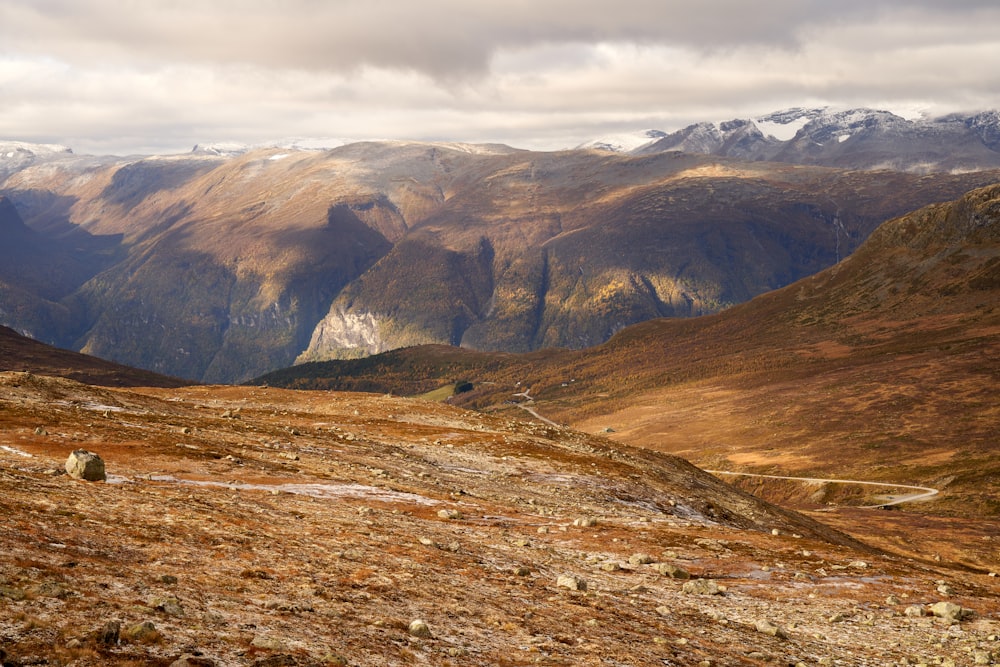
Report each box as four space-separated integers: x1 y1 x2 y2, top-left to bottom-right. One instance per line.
415 384 457 402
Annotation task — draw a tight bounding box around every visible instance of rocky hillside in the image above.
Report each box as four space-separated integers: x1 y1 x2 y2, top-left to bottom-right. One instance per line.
3 373 999 666
3 138 999 383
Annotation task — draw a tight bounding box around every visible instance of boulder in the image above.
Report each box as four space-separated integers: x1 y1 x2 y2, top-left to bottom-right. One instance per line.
122 621 159 643
65 450 106 481
654 563 690 579
682 578 722 596
408 619 432 638
628 553 655 566
929 601 972 622
557 575 587 591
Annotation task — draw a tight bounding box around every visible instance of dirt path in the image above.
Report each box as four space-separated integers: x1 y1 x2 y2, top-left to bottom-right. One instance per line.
706 470 939 508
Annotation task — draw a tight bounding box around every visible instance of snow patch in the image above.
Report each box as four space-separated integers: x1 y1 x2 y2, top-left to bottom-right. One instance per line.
576 129 667 153
136 474 440 505
0 445 32 458
838 134 851 143
755 115 811 141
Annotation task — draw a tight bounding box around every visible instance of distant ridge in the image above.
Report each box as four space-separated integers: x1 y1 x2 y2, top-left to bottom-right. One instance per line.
2 108 1000 382
583 108 1000 173
0 325 189 388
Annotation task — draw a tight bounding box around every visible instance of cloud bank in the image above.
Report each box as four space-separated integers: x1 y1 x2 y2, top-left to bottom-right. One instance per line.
2 0 999 154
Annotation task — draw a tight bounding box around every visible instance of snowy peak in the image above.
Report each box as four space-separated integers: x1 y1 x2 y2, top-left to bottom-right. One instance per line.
0 141 75 178
576 129 667 153
0 141 73 158
615 108 1000 172
634 118 777 159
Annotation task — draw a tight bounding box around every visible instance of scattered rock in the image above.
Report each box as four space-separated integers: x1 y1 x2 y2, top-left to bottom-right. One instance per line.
848 560 868 569
904 605 926 617
96 620 120 646
122 620 159 643
885 595 901 605
628 553 655 566
514 566 531 577
31 581 69 599
937 583 954 596
437 509 462 520
221 409 241 420
754 619 788 639
694 538 726 552
600 562 621 572
930 601 972 622
250 636 285 651
149 595 185 616
65 449 106 481
682 579 722 596
654 563 690 579
0 586 26 601
34 427 48 436
557 575 587 591
160 574 179 585
573 517 597 527
828 612 848 623
408 619 432 638
971 650 992 665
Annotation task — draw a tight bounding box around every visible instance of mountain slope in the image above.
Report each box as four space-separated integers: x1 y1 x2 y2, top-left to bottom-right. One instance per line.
2 132 1000 382
0 325 187 388
258 183 1000 523
9 375 999 665
298 152 999 362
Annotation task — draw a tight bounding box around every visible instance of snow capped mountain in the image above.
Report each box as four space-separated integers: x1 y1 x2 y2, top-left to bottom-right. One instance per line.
596 107 1000 172
576 129 667 153
0 141 73 158
0 141 75 178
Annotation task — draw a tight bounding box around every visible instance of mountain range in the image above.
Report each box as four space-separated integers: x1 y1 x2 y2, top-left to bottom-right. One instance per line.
583 107 1000 172
2 108 1000 383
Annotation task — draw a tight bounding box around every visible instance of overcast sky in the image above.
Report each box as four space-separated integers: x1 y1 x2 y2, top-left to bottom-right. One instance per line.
2 0 999 155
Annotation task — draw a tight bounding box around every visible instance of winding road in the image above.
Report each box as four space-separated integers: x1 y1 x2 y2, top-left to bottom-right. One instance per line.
705 470 939 508
510 394 939 510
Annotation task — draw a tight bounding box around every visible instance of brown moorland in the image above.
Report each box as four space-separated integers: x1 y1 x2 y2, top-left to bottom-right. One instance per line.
257 184 1000 568
2 370 1000 666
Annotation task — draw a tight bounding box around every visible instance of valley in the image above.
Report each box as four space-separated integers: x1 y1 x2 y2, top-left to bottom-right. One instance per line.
4 109 1000 384
2 107 1000 665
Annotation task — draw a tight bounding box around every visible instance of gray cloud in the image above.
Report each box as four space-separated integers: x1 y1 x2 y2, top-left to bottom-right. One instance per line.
1 1 999 154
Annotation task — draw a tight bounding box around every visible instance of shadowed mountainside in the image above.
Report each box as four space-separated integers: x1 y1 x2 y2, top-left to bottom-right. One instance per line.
2 138 999 383
0 325 188 388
